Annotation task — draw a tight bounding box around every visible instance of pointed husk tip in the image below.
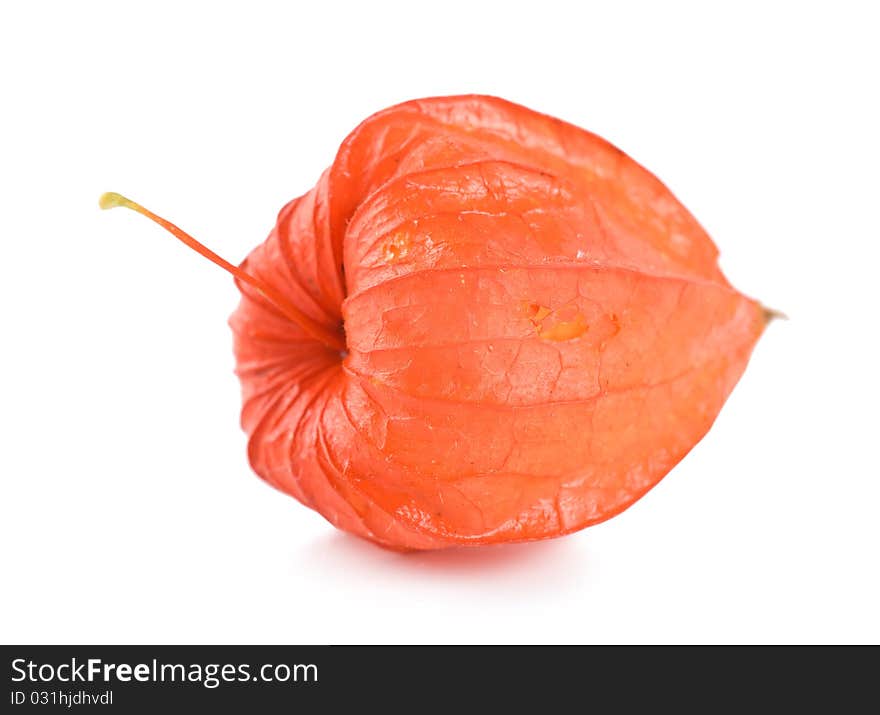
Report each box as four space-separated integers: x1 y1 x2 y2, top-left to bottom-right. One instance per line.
761 304 788 324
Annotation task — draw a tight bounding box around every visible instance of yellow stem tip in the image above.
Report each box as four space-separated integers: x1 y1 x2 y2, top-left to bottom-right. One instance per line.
99 192 133 211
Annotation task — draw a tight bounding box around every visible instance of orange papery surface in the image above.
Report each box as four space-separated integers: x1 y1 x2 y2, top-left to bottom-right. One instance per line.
106 96 767 550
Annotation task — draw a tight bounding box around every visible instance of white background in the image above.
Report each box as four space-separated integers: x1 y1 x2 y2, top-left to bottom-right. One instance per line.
1 1 878 644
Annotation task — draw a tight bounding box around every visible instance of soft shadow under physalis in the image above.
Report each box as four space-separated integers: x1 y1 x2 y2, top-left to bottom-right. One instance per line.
298 529 594 594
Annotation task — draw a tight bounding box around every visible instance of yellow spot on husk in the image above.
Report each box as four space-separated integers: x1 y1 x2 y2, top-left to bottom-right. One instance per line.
383 232 410 262
539 314 589 342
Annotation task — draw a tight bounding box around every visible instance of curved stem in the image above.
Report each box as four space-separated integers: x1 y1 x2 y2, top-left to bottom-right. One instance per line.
100 192 345 352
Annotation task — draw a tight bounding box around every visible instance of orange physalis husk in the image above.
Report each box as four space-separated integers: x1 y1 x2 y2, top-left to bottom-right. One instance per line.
102 95 769 551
